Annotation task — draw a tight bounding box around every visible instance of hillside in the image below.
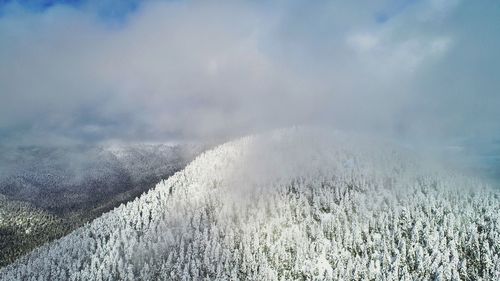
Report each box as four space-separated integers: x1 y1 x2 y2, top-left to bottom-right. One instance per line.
0 143 205 267
0 194 68 267
0 144 204 215
1 129 499 280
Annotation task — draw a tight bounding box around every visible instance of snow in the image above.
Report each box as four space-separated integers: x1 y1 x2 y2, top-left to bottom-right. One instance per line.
1 128 499 280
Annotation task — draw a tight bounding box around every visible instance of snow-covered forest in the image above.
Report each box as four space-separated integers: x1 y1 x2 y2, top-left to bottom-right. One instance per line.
0 194 67 267
0 143 205 267
0 144 204 214
1 129 499 280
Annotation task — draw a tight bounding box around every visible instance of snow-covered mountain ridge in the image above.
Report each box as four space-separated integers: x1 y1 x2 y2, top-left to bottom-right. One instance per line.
1 129 499 280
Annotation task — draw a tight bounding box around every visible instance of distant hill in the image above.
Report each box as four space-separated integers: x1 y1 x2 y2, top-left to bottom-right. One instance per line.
1 129 498 280
0 143 205 267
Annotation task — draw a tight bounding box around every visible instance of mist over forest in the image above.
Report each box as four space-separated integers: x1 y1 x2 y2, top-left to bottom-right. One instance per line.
0 0 499 280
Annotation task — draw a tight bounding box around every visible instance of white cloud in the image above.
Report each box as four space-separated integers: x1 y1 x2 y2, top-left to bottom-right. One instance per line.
0 0 493 145
347 33 380 52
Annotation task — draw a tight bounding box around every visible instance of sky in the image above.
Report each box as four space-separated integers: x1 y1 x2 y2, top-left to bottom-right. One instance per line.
0 0 499 149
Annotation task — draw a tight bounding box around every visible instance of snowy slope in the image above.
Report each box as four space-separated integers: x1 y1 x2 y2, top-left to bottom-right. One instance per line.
0 144 203 214
0 143 205 267
1 129 499 280
0 195 67 267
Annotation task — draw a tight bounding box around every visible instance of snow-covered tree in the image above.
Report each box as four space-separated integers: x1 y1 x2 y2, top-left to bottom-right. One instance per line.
1 129 499 280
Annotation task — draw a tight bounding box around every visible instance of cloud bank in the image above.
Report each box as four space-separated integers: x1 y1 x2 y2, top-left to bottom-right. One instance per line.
0 0 499 145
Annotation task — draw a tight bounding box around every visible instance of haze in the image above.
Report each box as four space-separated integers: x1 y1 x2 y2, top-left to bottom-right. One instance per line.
0 0 499 179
